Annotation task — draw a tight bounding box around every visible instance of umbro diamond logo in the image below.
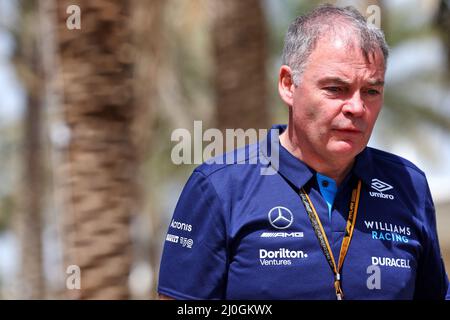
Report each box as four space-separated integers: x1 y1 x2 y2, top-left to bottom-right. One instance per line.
371 179 393 192
370 178 394 200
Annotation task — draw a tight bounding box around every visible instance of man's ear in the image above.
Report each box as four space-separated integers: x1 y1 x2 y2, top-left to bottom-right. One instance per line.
278 65 295 107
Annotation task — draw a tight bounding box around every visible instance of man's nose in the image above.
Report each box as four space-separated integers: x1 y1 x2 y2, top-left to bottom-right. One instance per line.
342 91 365 117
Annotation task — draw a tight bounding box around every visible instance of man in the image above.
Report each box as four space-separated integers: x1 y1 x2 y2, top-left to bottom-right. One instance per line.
158 5 449 299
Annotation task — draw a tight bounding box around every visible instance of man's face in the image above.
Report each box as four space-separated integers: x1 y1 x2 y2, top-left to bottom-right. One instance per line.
289 36 385 162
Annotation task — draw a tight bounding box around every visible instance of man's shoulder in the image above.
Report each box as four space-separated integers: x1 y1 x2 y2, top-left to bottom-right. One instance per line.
367 146 426 178
193 143 264 178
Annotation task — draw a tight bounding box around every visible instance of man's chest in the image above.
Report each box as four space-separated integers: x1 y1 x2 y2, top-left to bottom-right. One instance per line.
225 180 421 299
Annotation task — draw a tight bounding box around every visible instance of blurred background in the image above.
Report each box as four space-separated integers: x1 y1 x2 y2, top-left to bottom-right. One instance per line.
0 0 449 299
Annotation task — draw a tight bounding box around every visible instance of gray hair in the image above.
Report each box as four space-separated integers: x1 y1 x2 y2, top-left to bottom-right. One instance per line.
281 4 389 85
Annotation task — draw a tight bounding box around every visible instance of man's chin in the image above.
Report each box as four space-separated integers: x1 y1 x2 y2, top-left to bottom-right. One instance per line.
328 140 363 156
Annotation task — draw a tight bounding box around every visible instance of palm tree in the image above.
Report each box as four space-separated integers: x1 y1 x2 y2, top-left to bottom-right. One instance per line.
376 0 450 154
129 0 166 299
9 0 46 299
436 0 450 73
211 0 270 138
51 0 137 299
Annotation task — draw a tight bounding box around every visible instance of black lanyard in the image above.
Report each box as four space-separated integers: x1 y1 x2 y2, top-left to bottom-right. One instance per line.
299 179 362 300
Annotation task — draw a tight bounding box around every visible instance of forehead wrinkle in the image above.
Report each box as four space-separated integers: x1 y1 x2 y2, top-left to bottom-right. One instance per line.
321 53 383 80
313 66 384 88
303 35 385 87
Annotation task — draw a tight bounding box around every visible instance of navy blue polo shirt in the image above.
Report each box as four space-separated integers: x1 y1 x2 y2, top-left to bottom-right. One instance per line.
158 125 449 300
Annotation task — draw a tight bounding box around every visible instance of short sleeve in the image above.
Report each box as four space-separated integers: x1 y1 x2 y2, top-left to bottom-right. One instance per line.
413 182 449 299
158 170 228 299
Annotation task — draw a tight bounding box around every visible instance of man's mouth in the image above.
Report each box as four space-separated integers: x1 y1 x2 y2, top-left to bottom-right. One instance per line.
333 127 362 134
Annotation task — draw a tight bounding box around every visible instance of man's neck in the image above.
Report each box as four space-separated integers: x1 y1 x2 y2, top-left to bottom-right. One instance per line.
279 129 355 186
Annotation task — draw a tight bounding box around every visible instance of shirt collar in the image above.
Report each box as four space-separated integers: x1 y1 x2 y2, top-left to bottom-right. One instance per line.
261 124 374 189
352 146 374 188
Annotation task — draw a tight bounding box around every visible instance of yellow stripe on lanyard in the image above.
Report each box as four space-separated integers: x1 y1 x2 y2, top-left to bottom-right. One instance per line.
299 179 362 300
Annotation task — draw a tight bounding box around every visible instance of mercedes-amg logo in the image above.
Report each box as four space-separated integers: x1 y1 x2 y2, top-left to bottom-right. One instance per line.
268 206 294 230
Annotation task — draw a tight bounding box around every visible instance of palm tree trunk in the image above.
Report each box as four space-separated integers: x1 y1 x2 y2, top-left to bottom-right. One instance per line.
211 0 269 136
436 0 450 73
19 74 45 300
130 0 166 299
13 1 46 299
54 0 136 299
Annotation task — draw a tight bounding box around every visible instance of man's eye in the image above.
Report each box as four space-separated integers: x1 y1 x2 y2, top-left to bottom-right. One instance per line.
366 89 380 96
325 87 342 93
